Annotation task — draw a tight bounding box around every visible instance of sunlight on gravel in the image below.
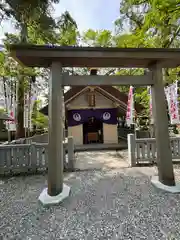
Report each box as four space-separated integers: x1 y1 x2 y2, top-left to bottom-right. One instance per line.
1 151 180 240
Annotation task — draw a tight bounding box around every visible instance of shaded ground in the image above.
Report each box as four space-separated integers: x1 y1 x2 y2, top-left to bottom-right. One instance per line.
1 151 180 239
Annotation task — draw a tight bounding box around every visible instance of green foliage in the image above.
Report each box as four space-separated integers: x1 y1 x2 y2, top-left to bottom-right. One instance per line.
32 111 48 129
82 29 113 47
57 12 79 46
0 108 5 113
32 100 48 129
0 0 79 137
2 0 59 22
113 0 180 117
116 0 180 49
115 68 150 116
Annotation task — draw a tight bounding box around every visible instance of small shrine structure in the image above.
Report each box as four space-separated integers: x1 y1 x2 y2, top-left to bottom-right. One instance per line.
40 68 142 145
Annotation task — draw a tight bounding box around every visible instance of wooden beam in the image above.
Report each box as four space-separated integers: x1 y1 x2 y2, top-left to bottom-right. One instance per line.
62 73 153 86
10 45 180 68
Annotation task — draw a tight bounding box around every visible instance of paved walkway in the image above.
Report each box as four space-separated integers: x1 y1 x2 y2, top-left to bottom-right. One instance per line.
75 150 129 170
1 151 180 239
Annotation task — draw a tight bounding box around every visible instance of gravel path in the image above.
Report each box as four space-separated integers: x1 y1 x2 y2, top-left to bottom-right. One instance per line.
1 151 180 239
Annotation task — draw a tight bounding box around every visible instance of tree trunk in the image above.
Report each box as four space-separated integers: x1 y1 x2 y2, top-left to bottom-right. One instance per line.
16 22 28 138
16 76 25 138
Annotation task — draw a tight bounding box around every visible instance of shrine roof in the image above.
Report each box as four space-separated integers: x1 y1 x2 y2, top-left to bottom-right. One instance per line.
40 86 143 116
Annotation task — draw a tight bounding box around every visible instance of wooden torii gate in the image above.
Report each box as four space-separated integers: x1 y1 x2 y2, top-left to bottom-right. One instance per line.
10 45 180 205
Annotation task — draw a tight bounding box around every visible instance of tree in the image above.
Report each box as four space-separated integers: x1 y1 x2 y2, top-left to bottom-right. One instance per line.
3 1 58 138
0 1 59 138
56 11 80 46
31 100 48 132
116 0 180 65
114 0 180 117
1 4 79 138
82 29 113 47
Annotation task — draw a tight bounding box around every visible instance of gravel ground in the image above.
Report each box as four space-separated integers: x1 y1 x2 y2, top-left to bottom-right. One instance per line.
1 151 180 239
74 150 129 170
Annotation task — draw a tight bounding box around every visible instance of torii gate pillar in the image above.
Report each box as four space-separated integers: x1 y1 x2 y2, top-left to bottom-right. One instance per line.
39 62 70 206
150 63 176 188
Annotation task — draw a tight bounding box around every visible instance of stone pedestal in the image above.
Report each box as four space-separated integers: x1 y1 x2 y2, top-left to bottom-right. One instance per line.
151 176 180 193
39 184 71 206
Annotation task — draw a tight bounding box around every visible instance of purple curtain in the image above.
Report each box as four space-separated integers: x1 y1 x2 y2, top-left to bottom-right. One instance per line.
68 108 117 127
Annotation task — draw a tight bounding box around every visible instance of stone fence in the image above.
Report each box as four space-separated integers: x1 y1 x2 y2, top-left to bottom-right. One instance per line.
128 134 180 166
25 130 68 144
0 136 75 176
25 133 48 144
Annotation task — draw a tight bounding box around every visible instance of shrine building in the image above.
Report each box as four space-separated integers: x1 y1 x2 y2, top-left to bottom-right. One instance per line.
41 69 142 145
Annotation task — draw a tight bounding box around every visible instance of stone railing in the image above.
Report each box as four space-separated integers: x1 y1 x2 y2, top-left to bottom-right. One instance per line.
128 134 180 166
23 131 68 144
3 131 68 145
0 136 75 176
24 133 48 144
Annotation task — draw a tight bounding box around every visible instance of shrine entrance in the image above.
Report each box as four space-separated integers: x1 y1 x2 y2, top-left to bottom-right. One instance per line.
10 45 180 205
83 116 103 144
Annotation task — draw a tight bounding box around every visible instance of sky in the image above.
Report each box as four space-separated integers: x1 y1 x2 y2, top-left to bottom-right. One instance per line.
0 1 121 106
53 0 120 31
0 0 120 42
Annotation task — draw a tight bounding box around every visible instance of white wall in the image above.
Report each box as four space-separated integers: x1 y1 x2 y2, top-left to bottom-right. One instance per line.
68 124 83 145
67 90 114 110
103 123 118 144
